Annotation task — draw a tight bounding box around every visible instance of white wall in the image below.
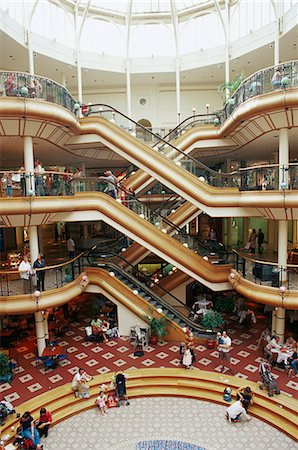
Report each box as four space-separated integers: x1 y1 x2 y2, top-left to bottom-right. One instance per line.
85 285 148 336
81 84 222 128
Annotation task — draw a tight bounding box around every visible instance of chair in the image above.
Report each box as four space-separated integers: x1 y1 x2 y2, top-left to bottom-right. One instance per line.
43 358 57 371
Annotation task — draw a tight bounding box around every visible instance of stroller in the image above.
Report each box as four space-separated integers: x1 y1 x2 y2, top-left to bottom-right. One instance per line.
115 372 129 407
259 361 280 397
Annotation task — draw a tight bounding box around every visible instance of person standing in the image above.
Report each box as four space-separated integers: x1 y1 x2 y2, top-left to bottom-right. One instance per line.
257 229 264 254
248 229 257 254
18 255 32 294
184 326 196 363
98 170 117 199
34 160 45 196
33 254 46 291
35 408 53 438
218 330 234 374
67 236 76 259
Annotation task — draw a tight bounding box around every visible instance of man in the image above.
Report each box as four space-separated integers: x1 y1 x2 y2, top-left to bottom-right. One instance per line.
218 330 234 374
257 228 264 254
71 368 85 397
67 236 76 259
18 255 32 294
98 170 117 199
35 408 52 438
33 254 46 291
226 399 251 423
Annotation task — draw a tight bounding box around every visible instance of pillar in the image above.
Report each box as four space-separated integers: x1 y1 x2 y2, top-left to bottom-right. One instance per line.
126 63 132 119
61 72 66 88
35 311 46 356
243 218 249 246
15 227 24 249
43 312 49 341
275 220 288 343
279 129 289 189
24 136 35 194
24 137 46 356
83 224 89 240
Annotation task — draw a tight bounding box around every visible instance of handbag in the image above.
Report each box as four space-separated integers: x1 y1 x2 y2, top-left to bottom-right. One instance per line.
109 381 115 389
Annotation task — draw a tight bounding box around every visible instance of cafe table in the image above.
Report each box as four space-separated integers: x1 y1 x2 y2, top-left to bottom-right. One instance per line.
41 345 63 358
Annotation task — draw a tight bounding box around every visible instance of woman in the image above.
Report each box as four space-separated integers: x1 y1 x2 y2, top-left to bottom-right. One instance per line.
19 411 43 449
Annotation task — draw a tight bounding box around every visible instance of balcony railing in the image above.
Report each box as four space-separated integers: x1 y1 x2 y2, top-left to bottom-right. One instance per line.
0 253 84 296
0 71 76 113
233 249 298 291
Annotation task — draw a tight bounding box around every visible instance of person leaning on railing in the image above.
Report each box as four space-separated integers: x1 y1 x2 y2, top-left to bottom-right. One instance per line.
18 255 32 294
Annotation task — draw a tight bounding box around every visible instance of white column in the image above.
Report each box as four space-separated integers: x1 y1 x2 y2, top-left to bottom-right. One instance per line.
279 128 289 189
35 311 46 356
126 63 132 118
276 220 287 344
175 62 181 120
61 73 66 88
43 313 49 341
28 226 39 262
81 162 86 177
76 51 83 105
24 136 35 194
274 20 280 66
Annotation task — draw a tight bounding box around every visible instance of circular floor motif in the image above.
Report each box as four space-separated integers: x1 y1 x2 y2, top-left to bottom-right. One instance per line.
136 440 204 450
43 398 297 450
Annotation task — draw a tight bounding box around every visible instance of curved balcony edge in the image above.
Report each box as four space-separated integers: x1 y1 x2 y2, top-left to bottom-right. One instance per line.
229 269 298 310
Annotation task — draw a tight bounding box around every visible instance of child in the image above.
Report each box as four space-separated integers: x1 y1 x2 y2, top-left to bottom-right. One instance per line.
95 391 108 416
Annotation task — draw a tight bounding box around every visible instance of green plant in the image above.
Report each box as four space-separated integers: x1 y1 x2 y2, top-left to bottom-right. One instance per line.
200 310 225 330
218 73 245 102
149 317 167 338
213 296 235 313
0 353 11 381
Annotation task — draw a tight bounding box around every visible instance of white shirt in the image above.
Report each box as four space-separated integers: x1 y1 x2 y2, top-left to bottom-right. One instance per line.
67 238 75 252
18 260 31 280
72 373 82 389
266 338 281 351
226 401 250 420
218 335 231 353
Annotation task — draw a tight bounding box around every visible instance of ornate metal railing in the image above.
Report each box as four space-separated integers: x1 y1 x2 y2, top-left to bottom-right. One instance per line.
0 253 84 296
0 71 76 112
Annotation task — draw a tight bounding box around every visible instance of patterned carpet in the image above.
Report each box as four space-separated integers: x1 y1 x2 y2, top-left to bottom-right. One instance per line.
1 314 297 408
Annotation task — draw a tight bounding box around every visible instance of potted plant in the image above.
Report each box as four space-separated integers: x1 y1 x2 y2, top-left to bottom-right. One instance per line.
200 310 225 331
0 353 12 383
149 317 167 345
218 73 245 102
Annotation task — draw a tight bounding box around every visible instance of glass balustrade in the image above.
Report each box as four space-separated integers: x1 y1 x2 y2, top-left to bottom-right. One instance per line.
0 71 76 113
0 254 84 296
233 249 298 291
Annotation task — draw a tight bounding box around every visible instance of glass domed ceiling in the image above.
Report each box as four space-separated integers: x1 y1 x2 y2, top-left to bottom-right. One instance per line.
68 0 212 15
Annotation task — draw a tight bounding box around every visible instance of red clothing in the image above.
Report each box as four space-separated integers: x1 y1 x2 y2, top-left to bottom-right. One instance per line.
38 411 52 424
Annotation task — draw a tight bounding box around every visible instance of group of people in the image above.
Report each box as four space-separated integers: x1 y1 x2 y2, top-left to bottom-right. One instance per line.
18 253 46 293
226 385 254 423
262 333 298 375
246 228 264 254
13 408 52 449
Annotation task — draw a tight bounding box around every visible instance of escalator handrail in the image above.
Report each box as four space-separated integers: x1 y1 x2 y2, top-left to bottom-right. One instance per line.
87 254 213 335
82 102 233 178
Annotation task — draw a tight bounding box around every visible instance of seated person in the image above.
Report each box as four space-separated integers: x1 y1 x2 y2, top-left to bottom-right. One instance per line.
35 408 53 438
72 368 93 399
100 318 110 343
0 399 17 425
264 335 281 364
18 411 43 449
236 386 254 410
285 336 296 350
91 316 103 342
226 399 251 423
